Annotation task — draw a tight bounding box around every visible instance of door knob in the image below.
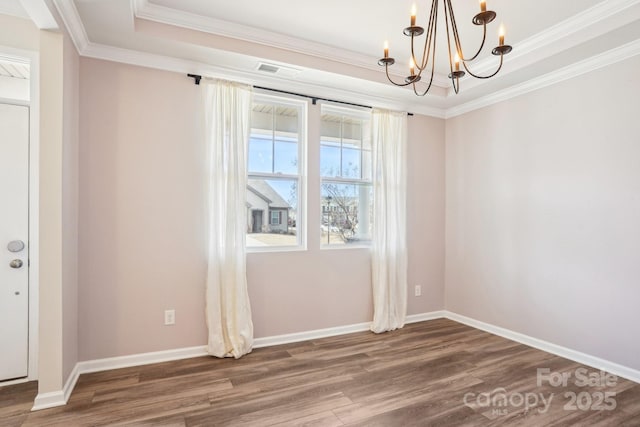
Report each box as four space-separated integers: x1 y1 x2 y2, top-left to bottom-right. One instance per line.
7 240 25 252
9 259 23 269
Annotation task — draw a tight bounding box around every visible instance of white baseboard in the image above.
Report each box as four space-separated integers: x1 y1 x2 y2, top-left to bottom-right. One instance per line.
32 362 80 411
76 345 208 375
253 310 447 349
406 310 446 324
444 311 640 385
253 321 371 348
32 390 65 411
31 346 207 411
28 309 639 411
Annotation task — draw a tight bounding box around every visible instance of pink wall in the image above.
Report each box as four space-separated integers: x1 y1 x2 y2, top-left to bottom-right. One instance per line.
78 59 208 360
407 112 445 316
445 56 640 371
78 58 445 360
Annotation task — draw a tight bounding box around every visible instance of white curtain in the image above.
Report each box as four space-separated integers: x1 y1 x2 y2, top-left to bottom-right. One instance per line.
370 108 408 333
204 79 254 358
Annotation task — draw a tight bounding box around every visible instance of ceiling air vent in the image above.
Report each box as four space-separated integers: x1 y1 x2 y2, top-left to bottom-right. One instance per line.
256 62 301 78
257 63 279 73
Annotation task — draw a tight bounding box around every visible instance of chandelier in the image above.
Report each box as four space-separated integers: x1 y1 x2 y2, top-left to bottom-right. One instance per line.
378 0 512 95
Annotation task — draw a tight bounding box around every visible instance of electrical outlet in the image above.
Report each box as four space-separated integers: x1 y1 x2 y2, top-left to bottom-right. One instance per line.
414 285 422 297
164 309 175 325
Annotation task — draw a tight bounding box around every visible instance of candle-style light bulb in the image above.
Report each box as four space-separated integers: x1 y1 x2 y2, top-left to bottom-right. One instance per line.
480 0 486 12
411 4 417 26
409 57 415 75
384 41 389 58
499 24 505 46
454 53 460 71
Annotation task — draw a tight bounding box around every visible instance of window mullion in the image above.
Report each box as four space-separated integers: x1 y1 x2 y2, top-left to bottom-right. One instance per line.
271 108 276 173
249 173 299 180
339 117 344 177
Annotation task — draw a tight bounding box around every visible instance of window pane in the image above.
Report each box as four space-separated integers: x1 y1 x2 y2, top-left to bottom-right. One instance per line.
321 181 372 245
341 119 362 149
320 145 341 177
274 139 298 175
362 150 372 180
247 178 298 247
250 104 300 176
321 114 341 140
362 124 372 150
276 106 298 134
248 136 273 174
341 147 361 179
251 107 273 132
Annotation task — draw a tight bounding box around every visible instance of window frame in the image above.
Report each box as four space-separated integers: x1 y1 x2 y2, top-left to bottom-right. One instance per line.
246 93 307 253
319 104 373 249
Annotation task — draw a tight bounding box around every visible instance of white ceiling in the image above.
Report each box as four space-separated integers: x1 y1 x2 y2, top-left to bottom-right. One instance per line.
10 0 640 116
0 0 28 19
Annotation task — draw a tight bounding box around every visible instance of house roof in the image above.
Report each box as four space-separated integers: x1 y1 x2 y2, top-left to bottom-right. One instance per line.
247 179 291 209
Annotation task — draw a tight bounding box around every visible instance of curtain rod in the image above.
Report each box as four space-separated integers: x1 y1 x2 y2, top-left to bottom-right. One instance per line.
186 74 413 116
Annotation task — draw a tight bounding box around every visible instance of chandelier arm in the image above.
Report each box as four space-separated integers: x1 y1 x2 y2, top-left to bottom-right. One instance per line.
413 54 437 96
462 54 504 79
459 24 488 62
443 0 455 79
410 34 420 73
446 0 486 62
450 76 461 94
384 65 416 87
418 0 438 71
412 36 426 79
446 0 463 57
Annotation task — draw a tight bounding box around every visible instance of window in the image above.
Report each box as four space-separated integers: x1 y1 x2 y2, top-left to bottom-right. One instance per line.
270 210 281 225
246 96 305 249
320 105 372 246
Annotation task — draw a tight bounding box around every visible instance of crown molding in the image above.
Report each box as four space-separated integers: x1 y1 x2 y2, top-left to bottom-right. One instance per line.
133 0 640 98
132 0 457 88
53 0 446 118
132 0 453 89
53 0 89 52
19 0 58 30
446 38 640 118
470 0 640 76
81 42 447 118
52 0 640 119
513 0 640 60
445 0 640 97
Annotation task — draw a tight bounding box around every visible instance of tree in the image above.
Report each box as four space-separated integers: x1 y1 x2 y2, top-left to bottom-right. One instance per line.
322 183 359 243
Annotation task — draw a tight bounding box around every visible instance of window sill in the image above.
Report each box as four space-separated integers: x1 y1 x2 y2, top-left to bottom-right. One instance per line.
321 244 371 251
247 245 307 254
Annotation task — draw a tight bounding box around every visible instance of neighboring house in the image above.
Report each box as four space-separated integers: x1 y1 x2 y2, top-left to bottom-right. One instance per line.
322 197 358 229
247 179 291 233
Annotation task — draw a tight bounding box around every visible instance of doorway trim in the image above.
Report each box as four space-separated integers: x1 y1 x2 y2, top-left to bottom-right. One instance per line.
0 45 39 386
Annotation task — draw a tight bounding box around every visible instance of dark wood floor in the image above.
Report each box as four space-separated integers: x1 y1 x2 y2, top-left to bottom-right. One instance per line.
2 319 639 426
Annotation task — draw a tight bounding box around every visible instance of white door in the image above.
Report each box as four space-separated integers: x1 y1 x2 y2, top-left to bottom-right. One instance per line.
0 103 29 381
